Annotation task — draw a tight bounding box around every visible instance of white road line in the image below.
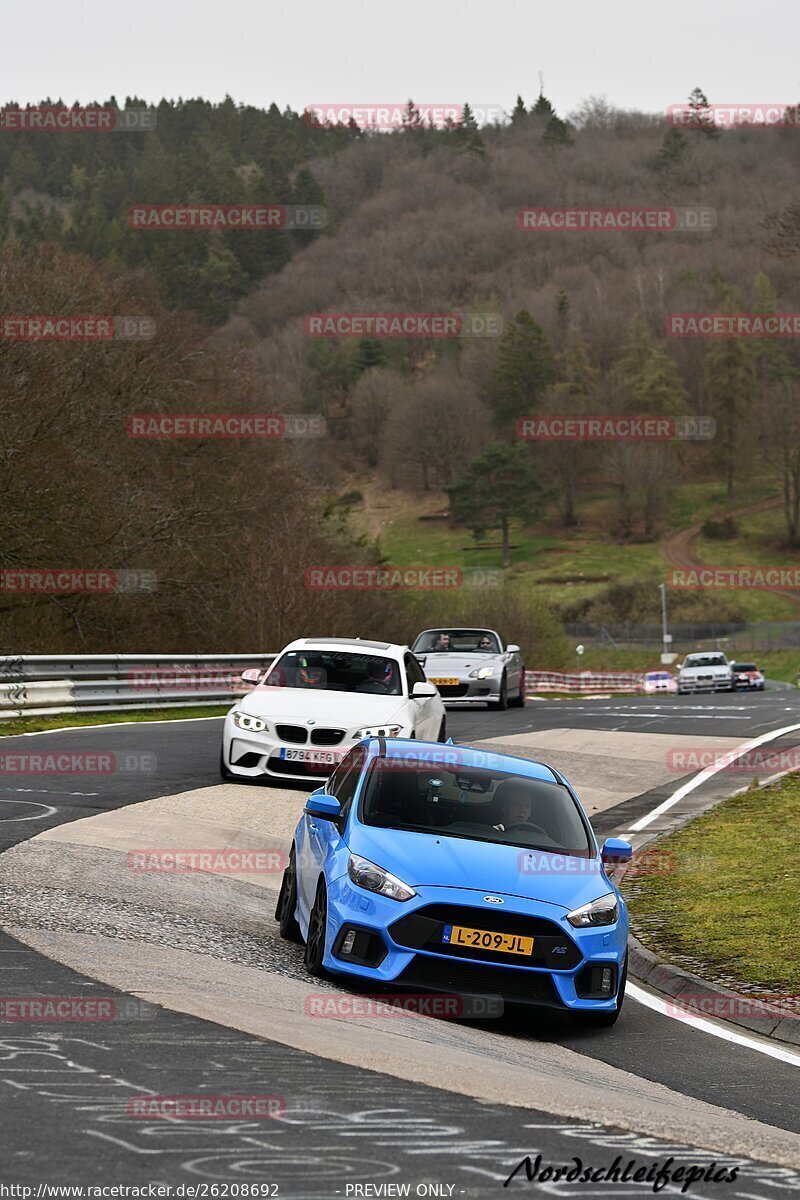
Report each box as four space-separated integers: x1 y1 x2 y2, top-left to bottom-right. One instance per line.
628 982 800 1068
627 721 800 832
8 716 225 738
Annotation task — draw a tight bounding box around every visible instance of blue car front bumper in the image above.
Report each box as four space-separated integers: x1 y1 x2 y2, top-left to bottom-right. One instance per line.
320 878 627 1013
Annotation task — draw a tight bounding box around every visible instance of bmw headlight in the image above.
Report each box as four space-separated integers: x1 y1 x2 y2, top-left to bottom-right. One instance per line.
353 724 405 738
566 893 619 928
348 854 415 902
468 666 494 679
232 711 268 733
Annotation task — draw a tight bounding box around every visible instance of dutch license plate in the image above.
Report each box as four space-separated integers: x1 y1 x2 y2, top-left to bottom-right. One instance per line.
279 748 337 765
431 677 460 686
442 924 534 956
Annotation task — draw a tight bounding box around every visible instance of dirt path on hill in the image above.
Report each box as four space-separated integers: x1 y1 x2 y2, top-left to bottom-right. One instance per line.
660 495 800 613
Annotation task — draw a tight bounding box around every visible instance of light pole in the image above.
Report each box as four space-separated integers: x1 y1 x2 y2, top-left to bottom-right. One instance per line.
575 643 585 676
659 582 672 662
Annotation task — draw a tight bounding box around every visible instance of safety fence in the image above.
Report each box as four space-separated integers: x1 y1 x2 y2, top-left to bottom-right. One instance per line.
526 671 645 694
0 654 275 719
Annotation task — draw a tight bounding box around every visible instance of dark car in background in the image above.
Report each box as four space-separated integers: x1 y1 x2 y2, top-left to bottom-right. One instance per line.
731 662 765 691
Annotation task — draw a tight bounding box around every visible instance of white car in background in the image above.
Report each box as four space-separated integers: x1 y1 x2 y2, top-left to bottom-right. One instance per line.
221 637 447 783
641 669 678 694
677 652 733 695
411 627 525 709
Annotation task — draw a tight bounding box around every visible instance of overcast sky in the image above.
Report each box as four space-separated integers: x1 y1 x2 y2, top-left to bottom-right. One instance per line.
2 0 798 120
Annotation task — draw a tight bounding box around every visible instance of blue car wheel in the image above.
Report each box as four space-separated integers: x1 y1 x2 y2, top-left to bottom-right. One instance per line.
275 847 302 943
304 879 329 977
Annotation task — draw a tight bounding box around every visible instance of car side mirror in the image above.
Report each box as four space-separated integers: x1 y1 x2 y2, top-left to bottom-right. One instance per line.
304 792 342 822
241 668 262 684
506 644 520 654
412 681 437 698
601 837 633 865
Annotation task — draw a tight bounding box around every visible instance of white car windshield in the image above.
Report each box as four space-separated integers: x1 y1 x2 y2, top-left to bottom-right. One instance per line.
684 655 727 668
266 650 403 695
413 630 501 654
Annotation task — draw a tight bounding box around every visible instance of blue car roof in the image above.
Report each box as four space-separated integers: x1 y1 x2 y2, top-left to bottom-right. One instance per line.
363 737 561 784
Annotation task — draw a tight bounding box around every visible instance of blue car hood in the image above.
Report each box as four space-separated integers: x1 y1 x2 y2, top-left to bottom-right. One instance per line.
349 825 606 911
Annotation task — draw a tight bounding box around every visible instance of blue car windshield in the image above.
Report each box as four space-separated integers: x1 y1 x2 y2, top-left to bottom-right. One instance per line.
360 762 592 856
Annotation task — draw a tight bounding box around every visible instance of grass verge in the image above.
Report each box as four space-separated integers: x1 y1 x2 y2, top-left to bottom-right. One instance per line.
623 774 800 992
0 706 231 737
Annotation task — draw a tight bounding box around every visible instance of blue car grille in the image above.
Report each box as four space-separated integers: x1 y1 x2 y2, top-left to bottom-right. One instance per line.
388 903 581 970
394 957 561 1007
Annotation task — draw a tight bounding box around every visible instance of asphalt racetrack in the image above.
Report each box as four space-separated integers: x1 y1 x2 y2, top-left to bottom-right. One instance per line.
1 690 799 1195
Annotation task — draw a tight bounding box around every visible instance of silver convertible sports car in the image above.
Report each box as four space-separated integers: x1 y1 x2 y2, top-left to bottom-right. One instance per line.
411 627 526 710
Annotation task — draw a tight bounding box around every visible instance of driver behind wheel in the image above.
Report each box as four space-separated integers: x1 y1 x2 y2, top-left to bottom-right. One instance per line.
492 781 532 831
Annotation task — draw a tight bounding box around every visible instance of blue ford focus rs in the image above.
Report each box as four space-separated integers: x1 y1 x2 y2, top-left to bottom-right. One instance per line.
275 738 631 1026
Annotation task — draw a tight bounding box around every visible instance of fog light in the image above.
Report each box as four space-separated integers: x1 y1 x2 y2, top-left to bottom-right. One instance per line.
341 930 356 956
601 967 613 994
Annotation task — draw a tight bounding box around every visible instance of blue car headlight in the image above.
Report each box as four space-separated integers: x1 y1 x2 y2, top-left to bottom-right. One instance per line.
232 711 268 733
566 892 619 928
348 854 416 902
468 666 494 679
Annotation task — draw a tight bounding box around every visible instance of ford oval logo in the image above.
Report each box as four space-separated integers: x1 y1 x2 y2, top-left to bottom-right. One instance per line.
483 895 504 905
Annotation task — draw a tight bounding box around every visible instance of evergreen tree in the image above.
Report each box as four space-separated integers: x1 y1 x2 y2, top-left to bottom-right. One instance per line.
542 116 575 147
401 100 425 132
488 310 553 431
531 92 555 118
352 338 388 377
445 442 549 568
547 329 598 525
510 96 527 125
704 336 757 497
655 128 688 176
687 87 721 137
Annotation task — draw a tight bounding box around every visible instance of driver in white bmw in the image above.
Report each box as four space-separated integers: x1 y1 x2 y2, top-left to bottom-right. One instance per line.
221 637 446 784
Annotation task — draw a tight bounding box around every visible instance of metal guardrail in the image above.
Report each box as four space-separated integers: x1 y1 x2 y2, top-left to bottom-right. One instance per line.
0 654 276 719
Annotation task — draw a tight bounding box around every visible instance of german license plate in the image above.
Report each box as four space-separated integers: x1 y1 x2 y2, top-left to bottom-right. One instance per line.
431 677 460 686
279 748 337 765
442 924 534 956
